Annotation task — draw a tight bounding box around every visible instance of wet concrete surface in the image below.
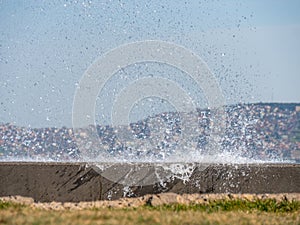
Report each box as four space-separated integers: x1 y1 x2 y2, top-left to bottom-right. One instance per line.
0 162 299 202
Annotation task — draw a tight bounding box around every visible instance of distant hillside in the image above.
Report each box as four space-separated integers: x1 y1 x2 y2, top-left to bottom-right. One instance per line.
0 102 299 162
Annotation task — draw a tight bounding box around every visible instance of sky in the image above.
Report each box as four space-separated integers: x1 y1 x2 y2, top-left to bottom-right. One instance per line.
0 0 300 127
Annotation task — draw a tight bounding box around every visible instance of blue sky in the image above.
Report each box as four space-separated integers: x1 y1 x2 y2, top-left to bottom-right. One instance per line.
0 0 300 127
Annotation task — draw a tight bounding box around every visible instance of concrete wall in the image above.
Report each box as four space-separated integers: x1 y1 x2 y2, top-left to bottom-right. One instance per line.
0 162 299 202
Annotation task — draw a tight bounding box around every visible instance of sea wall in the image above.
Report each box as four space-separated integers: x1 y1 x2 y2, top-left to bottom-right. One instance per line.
0 162 299 202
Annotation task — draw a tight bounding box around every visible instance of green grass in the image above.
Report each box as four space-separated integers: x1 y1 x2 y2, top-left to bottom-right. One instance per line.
0 200 25 210
1 198 299 225
1 198 299 213
144 199 300 213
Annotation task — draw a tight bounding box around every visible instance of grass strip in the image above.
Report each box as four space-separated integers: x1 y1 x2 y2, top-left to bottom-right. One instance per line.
143 198 300 213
